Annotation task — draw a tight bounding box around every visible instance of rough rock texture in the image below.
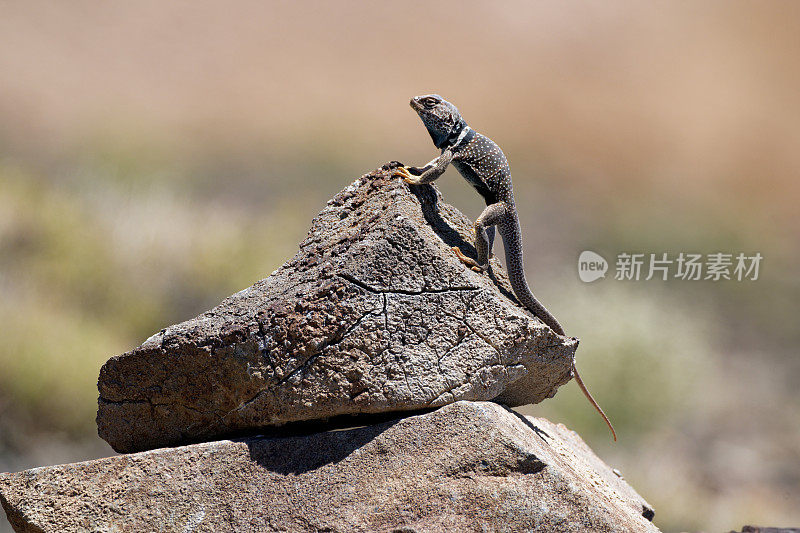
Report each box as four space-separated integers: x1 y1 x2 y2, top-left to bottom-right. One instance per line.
97 166 577 453
2 401 656 533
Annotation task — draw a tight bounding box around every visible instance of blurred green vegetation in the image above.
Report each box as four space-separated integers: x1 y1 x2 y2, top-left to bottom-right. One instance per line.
0 156 306 437
533 282 715 440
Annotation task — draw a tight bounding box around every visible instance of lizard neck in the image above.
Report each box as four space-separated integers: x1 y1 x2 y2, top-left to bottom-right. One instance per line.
434 120 472 149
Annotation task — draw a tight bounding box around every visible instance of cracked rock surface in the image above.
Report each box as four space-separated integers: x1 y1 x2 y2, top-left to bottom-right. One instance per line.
2 402 657 533
97 166 577 453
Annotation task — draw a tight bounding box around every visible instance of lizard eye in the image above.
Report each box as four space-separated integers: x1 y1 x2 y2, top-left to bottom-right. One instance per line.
422 97 439 108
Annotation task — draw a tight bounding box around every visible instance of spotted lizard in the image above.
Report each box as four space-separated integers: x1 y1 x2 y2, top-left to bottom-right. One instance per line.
394 94 617 441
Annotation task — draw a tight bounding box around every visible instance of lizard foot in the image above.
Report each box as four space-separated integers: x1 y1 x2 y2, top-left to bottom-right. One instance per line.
452 246 487 272
393 166 421 185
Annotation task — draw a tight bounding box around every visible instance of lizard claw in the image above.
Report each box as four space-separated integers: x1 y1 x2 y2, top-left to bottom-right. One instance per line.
452 246 487 272
393 166 421 185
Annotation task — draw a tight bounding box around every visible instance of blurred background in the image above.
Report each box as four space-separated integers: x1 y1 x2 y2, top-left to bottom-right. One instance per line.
1 1 798 531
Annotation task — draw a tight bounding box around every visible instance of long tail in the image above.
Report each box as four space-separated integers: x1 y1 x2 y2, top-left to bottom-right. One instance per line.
571 364 617 441
499 216 617 441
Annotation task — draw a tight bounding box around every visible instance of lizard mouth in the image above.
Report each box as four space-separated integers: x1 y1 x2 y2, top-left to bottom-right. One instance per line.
409 97 423 112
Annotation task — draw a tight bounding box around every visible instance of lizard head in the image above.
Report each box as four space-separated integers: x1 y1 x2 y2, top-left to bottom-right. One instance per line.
410 95 466 149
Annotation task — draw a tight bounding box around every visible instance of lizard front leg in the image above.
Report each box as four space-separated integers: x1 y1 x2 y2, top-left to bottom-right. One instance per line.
453 202 506 272
393 149 454 185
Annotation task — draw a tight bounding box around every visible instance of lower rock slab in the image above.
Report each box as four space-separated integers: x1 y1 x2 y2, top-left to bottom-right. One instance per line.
1 401 657 532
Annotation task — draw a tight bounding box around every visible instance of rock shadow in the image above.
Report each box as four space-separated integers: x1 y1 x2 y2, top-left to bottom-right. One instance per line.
499 404 552 442
408 182 520 306
243 409 427 475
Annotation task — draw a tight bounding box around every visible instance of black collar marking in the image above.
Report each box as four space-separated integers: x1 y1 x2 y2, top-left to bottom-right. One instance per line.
437 120 471 149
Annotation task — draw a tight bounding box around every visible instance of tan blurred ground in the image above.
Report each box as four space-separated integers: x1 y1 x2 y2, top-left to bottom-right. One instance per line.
1 2 799 532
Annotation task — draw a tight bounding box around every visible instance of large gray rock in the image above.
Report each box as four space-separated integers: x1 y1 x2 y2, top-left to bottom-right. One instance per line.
2 401 656 532
97 165 577 453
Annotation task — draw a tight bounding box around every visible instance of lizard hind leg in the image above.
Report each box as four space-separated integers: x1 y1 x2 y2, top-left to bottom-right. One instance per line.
486 226 496 259
452 202 507 273
452 246 485 272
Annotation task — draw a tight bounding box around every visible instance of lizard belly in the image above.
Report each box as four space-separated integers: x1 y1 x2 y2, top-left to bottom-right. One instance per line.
452 160 497 204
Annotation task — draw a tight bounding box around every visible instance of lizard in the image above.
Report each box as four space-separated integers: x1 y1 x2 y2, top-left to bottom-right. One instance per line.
394 94 617 441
